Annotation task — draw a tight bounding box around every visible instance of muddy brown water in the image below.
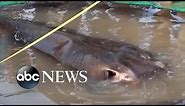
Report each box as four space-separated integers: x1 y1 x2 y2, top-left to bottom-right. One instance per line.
0 1 185 105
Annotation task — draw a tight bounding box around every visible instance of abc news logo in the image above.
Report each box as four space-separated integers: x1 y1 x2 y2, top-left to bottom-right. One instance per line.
16 66 87 89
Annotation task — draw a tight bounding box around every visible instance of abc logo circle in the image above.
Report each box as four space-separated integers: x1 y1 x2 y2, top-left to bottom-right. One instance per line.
16 65 40 89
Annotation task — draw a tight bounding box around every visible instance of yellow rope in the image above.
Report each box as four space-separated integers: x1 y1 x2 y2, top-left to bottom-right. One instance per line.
0 1 101 64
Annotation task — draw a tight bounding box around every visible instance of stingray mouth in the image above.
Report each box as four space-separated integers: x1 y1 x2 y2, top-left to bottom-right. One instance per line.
101 60 167 85
103 68 138 84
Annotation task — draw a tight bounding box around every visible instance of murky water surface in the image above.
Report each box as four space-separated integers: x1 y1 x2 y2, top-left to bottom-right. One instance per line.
0 1 185 105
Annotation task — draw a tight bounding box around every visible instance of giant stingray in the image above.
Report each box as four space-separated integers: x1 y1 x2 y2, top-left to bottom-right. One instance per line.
0 16 167 84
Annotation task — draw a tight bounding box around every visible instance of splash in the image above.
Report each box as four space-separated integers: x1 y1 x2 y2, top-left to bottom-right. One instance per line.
139 16 157 23
26 48 36 66
105 8 120 22
78 13 92 36
108 27 122 37
139 7 160 23
170 14 185 23
90 10 102 21
139 24 154 50
18 8 35 21
169 24 181 43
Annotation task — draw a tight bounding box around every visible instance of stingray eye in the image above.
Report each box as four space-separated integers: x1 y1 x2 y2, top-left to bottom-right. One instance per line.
104 69 117 79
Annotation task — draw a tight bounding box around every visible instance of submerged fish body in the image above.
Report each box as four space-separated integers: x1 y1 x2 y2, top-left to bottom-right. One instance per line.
0 16 167 84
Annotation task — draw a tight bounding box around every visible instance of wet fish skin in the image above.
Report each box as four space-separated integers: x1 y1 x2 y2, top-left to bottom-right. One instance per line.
0 16 167 84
